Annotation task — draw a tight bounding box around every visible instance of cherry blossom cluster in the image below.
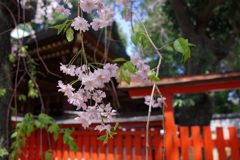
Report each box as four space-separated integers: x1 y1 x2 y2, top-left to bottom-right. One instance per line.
116 0 132 21
57 63 118 131
74 0 115 31
57 53 154 131
55 0 115 32
126 54 151 84
144 96 166 108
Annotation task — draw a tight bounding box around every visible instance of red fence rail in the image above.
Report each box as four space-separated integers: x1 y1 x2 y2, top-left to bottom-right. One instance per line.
19 126 240 160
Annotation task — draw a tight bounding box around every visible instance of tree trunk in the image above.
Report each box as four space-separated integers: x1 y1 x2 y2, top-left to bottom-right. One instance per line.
0 1 14 159
169 0 240 126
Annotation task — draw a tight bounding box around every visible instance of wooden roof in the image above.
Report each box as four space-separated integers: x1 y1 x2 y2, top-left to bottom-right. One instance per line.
118 71 240 98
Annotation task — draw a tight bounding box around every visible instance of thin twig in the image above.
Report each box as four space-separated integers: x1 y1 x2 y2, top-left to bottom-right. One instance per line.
132 11 165 160
22 58 45 113
0 29 12 36
155 87 167 159
157 39 177 51
93 29 103 63
34 39 62 78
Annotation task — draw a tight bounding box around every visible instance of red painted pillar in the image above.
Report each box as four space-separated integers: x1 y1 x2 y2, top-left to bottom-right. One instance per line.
163 93 179 160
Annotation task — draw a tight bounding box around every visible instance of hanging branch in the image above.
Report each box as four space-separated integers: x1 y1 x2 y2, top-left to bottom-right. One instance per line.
131 11 165 160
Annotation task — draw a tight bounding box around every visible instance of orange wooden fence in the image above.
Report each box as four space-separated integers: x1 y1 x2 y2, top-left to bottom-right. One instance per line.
19 126 240 160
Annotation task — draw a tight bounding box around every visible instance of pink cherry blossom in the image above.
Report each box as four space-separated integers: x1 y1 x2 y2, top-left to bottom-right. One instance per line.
67 91 87 110
71 16 90 32
86 106 103 119
116 0 131 6
94 124 111 132
144 95 156 107
78 89 91 102
97 5 115 21
81 73 95 91
74 112 92 129
93 69 110 88
60 63 76 76
92 90 106 103
55 5 71 16
103 63 119 76
80 0 98 13
90 18 108 31
130 53 141 65
57 80 74 96
157 97 166 107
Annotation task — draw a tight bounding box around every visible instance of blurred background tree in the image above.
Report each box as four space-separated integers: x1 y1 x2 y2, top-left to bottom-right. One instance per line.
132 0 240 126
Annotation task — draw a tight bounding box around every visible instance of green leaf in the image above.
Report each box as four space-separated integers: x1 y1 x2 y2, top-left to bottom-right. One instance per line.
34 121 41 128
26 125 35 136
53 132 59 141
11 132 17 138
0 149 4 157
38 113 46 119
19 46 27 54
64 128 73 135
131 31 148 48
148 72 160 81
48 124 60 133
173 38 188 55
28 88 38 98
49 23 66 35
66 28 74 42
103 137 108 144
18 94 27 102
97 135 107 140
8 54 16 63
24 113 33 121
44 150 52 160
122 61 136 75
140 33 148 48
173 38 193 63
63 134 69 144
0 148 8 157
69 141 78 153
121 70 131 85
28 80 35 88
112 57 126 62
114 122 119 131
131 32 141 46
0 89 6 96
183 48 191 63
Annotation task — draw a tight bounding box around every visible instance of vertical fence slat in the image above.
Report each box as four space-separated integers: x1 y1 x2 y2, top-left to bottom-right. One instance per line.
216 127 227 160
91 135 98 160
180 127 190 160
98 136 106 160
229 127 240 160
165 125 179 160
35 130 41 160
116 135 123 160
21 135 28 160
152 134 163 160
51 134 57 160
191 126 202 160
63 141 69 160
108 137 114 160
28 131 36 160
42 130 48 159
76 134 82 160
83 135 90 160
148 135 153 160
134 135 142 160
125 135 132 160
203 126 214 160
56 133 63 160
69 134 76 160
